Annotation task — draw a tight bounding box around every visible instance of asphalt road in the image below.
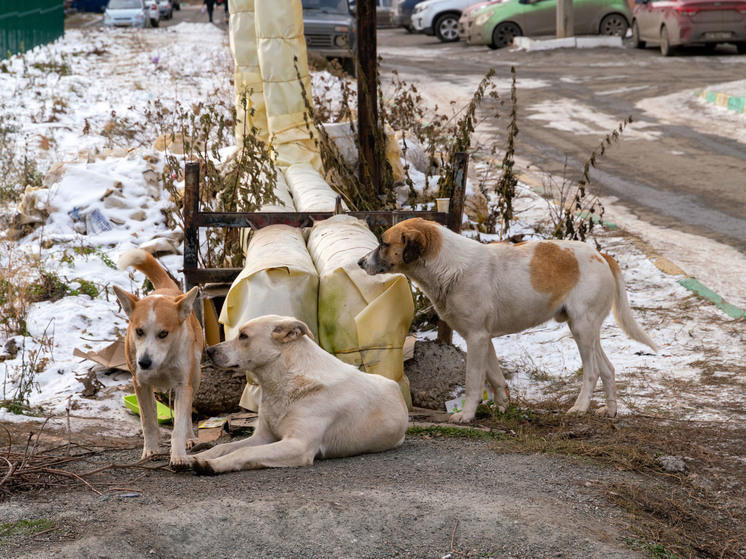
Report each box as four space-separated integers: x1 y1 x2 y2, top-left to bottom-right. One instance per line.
377 28 746 253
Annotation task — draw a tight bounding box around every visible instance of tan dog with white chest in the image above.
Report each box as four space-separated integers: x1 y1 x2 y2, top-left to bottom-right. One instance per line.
189 314 408 475
358 218 657 423
114 249 202 468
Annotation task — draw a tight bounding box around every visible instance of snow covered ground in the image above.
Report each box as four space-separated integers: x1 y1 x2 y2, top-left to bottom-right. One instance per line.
0 24 743 437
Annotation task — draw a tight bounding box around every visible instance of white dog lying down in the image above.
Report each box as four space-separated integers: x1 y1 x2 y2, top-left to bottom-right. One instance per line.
189 315 409 475
358 218 657 423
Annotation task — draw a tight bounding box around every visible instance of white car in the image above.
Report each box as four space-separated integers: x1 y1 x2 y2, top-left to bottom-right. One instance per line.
157 0 174 19
411 0 478 42
103 0 160 28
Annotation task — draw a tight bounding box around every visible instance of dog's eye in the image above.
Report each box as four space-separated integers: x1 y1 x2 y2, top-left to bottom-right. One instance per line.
158 330 168 339
135 328 144 337
239 332 248 340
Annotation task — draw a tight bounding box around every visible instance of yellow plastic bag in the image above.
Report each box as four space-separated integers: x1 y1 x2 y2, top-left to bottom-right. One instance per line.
307 215 414 408
220 225 319 410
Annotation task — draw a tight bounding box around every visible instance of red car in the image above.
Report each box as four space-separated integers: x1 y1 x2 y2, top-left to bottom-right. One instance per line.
631 0 746 55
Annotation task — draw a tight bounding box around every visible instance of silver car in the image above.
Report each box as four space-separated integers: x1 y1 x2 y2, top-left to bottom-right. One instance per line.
103 0 159 28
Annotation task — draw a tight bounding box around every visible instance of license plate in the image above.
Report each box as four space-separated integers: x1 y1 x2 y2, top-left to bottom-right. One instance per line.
704 32 732 39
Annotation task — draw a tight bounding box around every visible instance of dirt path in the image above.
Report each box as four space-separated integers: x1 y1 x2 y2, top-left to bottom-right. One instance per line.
1 432 642 559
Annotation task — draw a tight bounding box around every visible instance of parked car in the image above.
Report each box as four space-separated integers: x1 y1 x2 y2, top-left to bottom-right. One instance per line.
465 0 632 49
411 0 478 42
631 0 746 56
303 0 356 72
157 0 174 19
392 0 429 30
376 0 396 25
458 0 504 41
103 0 159 27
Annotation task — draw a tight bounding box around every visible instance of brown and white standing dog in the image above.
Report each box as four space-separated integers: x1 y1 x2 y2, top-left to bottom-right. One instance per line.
358 218 657 423
189 314 408 475
114 249 203 467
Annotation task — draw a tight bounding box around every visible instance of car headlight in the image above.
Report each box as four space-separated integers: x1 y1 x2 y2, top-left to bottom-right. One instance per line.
334 34 349 47
413 4 425 13
475 13 490 27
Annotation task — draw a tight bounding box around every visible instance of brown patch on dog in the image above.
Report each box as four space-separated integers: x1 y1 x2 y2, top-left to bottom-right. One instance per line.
381 218 443 265
601 253 621 276
530 242 580 308
591 254 605 264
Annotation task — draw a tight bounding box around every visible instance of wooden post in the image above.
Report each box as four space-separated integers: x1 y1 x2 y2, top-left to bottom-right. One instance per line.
356 0 380 197
557 0 574 39
436 152 469 345
183 162 200 292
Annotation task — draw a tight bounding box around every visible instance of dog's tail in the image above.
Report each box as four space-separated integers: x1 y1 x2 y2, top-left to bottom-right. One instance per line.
603 254 658 352
118 248 178 291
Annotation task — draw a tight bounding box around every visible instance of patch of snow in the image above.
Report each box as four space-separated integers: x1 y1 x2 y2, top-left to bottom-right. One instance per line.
526 99 661 140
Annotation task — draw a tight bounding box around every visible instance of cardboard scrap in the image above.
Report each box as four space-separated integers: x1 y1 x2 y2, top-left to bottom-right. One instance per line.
403 335 416 362
74 338 128 371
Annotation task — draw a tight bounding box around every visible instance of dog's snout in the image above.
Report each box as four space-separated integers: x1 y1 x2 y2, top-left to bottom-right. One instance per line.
205 346 215 359
357 256 366 269
138 356 152 370
138 355 152 370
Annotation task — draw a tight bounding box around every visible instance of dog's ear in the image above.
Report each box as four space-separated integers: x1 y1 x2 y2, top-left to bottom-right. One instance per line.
271 319 314 344
175 286 200 323
402 229 425 264
113 286 139 317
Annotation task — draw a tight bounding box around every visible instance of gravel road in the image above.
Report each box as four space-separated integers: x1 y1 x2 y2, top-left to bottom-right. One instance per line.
1 435 643 559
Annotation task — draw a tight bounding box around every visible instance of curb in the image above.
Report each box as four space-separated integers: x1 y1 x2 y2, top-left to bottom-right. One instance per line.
698 91 746 114
515 171 746 321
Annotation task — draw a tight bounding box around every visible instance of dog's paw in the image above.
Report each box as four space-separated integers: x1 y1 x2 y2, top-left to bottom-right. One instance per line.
191 459 217 476
185 438 200 450
449 411 474 424
169 455 194 471
566 405 588 416
595 405 617 418
141 448 159 461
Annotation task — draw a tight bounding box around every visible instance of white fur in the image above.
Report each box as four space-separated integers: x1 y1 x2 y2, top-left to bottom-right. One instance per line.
360 223 657 423
189 315 408 475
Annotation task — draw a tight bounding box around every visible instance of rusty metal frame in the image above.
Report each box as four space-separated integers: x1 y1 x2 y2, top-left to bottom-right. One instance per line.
181 152 469 342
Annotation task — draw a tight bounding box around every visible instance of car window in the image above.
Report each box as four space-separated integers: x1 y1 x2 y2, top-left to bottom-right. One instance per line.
302 0 350 14
109 0 143 8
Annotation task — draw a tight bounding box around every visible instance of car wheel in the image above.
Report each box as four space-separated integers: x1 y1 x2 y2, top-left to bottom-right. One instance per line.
405 25 414 33
631 20 645 48
151 18 159 28
736 42 746 54
434 13 460 43
660 25 674 56
599 13 628 37
490 22 522 50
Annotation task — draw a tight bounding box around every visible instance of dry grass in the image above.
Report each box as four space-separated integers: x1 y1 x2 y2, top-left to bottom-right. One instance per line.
469 403 746 558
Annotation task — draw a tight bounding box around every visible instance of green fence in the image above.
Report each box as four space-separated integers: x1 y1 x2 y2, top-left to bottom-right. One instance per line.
0 0 64 59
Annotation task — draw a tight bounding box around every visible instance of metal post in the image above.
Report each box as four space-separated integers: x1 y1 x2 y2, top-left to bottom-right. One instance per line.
436 152 469 345
356 0 380 197
557 0 574 39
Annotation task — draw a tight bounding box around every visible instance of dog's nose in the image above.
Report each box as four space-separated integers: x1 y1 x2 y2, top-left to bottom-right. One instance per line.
138 356 152 370
205 346 215 359
357 256 366 269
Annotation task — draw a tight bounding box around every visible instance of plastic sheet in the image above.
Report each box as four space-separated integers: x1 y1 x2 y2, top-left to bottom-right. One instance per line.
220 225 319 410
307 215 414 408
254 0 322 171
285 163 346 212
229 0 268 143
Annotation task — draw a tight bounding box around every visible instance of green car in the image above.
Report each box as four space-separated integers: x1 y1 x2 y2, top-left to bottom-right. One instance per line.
465 0 632 49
